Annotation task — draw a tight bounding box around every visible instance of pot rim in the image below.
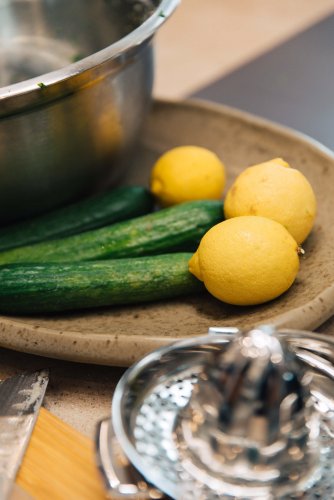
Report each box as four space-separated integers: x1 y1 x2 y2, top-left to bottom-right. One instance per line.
0 0 179 107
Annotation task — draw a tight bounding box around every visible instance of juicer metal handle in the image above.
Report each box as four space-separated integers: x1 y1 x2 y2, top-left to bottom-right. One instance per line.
208 326 241 336
95 418 164 499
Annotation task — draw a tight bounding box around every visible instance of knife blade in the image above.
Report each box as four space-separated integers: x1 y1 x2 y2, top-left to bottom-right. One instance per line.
0 369 49 500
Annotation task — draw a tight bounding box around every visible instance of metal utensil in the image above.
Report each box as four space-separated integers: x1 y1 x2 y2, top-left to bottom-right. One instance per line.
0 369 49 499
176 326 320 498
96 418 163 499
96 326 334 499
0 0 179 224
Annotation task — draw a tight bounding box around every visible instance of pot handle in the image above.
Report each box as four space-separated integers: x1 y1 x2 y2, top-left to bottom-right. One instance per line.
95 418 164 499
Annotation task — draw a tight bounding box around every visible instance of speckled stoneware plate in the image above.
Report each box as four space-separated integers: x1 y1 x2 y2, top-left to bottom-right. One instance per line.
1 99 334 366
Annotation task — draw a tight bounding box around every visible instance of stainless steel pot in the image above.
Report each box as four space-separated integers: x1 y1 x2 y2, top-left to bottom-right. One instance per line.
0 0 178 224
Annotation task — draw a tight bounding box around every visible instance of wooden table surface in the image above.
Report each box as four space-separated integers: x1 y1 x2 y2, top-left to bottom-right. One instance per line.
1 0 334 440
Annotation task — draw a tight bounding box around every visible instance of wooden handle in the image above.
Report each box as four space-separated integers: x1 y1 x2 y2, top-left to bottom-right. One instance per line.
10 484 34 500
16 408 106 499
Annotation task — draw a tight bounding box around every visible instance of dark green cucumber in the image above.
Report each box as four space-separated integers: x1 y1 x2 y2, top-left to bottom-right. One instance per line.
0 253 203 314
0 185 154 251
0 200 224 264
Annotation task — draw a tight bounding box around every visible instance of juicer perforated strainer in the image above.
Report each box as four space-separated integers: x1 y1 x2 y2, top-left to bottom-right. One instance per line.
96 325 334 499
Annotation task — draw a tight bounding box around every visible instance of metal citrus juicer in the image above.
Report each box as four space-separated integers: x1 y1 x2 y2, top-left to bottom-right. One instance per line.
96 325 334 499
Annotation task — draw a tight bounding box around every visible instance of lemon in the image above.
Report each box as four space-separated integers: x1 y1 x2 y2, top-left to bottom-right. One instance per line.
189 216 300 306
224 158 316 244
150 145 226 207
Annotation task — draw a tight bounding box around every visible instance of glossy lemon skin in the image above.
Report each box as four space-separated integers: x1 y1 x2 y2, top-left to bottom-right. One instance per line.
150 145 226 207
189 215 300 306
224 158 316 244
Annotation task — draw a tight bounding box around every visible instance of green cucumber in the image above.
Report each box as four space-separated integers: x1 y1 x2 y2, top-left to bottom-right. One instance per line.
0 253 203 314
0 185 154 251
0 200 223 264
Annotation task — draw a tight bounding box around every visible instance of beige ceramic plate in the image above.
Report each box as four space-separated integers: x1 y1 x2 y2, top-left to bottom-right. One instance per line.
1 99 334 366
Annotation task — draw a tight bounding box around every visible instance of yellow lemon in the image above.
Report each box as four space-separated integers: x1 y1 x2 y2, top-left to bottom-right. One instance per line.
189 216 300 306
224 158 316 244
150 145 226 207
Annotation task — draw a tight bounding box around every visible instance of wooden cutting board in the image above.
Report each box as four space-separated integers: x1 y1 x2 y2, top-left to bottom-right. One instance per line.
15 408 106 499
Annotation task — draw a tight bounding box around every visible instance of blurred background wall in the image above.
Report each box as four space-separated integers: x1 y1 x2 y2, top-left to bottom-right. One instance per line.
154 0 334 99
